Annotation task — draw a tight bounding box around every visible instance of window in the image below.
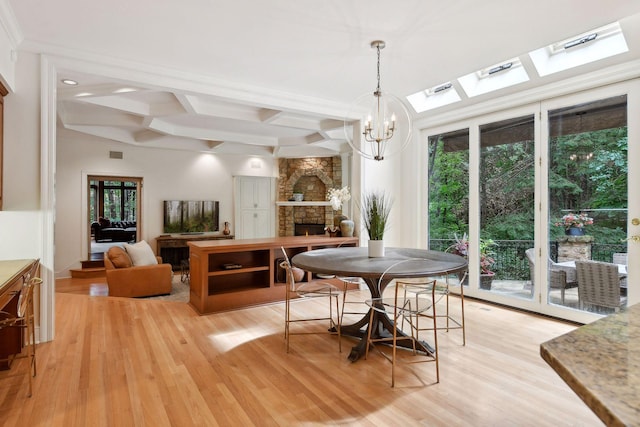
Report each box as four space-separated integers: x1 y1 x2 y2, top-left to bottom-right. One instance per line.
90 178 138 222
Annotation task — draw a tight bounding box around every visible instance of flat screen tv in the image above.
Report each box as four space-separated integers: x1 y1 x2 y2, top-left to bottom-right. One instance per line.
163 200 219 233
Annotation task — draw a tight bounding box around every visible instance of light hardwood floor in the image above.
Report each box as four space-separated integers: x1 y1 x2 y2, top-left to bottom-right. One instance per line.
0 277 602 426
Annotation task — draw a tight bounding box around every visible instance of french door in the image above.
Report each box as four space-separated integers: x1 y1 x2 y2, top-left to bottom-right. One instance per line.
427 79 639 322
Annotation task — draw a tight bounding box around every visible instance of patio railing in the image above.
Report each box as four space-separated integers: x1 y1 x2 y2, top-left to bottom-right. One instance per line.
429 239 627 281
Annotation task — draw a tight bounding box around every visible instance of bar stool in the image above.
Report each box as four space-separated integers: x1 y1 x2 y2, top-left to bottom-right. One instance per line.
401 271 467 345
0 276 43 397
280 248 342 353
338 276 367 325
180 259 190 283
365 259 441 387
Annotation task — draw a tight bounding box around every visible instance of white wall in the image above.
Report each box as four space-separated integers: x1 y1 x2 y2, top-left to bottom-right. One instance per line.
55 129 277 277
0 1 16 92
0 51 41 261
358 152 407 248
4 51 39 209
0 211 41 258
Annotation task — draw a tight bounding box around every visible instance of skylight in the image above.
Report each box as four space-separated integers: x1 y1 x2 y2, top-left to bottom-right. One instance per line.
529 22 628 77
406 81 461 113
458 58 529 98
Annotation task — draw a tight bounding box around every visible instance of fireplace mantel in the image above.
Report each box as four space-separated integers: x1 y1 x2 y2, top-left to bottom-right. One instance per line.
276 201 333 207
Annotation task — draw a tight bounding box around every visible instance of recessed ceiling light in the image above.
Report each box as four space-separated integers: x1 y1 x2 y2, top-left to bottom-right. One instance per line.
61 79 78 86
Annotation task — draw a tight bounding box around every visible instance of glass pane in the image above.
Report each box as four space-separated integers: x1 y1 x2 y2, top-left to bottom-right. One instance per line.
104 189 123 221
547 95 627 313
479 115 535 298
124 188 137 221
427 128 469 286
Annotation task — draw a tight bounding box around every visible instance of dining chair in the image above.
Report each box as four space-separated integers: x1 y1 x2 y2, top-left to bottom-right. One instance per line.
364 259 440 387
525 248 577 304
575 260 627 313
0 275 43 397
280 247 341 353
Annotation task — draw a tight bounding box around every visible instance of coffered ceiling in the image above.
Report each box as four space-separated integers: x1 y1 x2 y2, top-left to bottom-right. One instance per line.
7 0 640 157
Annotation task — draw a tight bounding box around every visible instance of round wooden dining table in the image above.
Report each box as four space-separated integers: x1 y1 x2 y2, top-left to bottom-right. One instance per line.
292 247 468 362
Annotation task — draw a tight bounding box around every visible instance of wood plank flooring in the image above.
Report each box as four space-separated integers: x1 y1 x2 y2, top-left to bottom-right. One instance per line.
0 278 603 426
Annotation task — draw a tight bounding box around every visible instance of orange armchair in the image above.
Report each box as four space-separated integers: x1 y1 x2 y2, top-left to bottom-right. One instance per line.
104 247 173 298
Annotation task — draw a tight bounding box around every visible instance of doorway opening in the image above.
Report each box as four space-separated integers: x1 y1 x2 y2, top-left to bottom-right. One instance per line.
88 175 142 261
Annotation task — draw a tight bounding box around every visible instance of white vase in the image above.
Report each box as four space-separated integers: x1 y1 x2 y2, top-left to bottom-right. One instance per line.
368 240 385 257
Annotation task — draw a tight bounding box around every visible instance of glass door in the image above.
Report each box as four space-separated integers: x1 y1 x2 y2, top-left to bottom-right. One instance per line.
427 128 469 288
426 79 639 320
543 91 632 318
479 115 535 300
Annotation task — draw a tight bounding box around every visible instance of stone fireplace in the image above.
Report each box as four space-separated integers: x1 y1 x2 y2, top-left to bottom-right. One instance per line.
277 157 343 236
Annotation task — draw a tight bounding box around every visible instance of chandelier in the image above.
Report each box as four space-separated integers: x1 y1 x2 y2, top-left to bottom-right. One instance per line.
344 40 412 161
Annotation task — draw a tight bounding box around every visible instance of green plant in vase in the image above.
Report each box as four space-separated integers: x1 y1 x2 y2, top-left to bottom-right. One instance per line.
362 191 392 257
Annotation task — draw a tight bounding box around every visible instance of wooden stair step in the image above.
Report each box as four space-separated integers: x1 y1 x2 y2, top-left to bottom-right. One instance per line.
70 267 106 279
82 259 104 269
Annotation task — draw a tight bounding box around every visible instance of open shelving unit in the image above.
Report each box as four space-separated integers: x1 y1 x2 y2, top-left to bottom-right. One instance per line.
188 236 358 314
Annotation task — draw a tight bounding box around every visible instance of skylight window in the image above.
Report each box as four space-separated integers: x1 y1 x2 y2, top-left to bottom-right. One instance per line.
458 58 529 98
529 22 628 77
406 81 461 113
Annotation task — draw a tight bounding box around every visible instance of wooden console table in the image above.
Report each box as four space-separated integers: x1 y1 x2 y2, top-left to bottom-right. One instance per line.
188 235 359 314
156 233 234 269
0 259 37 370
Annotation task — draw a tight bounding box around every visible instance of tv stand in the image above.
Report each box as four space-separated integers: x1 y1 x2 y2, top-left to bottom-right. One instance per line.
156 233 234 270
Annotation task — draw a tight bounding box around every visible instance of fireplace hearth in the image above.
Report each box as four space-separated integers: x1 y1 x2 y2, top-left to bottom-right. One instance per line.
294 223 326 236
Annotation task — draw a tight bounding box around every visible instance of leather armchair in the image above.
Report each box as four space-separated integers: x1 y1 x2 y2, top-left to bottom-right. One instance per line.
104 253 173 298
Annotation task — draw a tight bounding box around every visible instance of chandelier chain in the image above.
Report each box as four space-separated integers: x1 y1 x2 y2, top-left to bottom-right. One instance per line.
376 44 381 94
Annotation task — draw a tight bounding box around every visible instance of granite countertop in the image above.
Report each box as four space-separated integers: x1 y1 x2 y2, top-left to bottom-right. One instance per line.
540 303 640 426
0 259 34 288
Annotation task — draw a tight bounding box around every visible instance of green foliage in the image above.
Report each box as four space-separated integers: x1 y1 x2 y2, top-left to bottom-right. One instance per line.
428 138 469 239
482 213 535 240
362 191 392 240
429 125 627 242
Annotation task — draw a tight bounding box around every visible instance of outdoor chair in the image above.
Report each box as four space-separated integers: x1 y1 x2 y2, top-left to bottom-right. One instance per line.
525 248 577 304
575 260 627 313
280 247 341 353
612 252 628 291
612 252 628 266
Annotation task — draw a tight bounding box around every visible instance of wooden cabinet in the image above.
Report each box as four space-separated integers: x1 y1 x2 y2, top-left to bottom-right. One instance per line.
156 233 234 269
188 236 358 314
0 259 36 370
